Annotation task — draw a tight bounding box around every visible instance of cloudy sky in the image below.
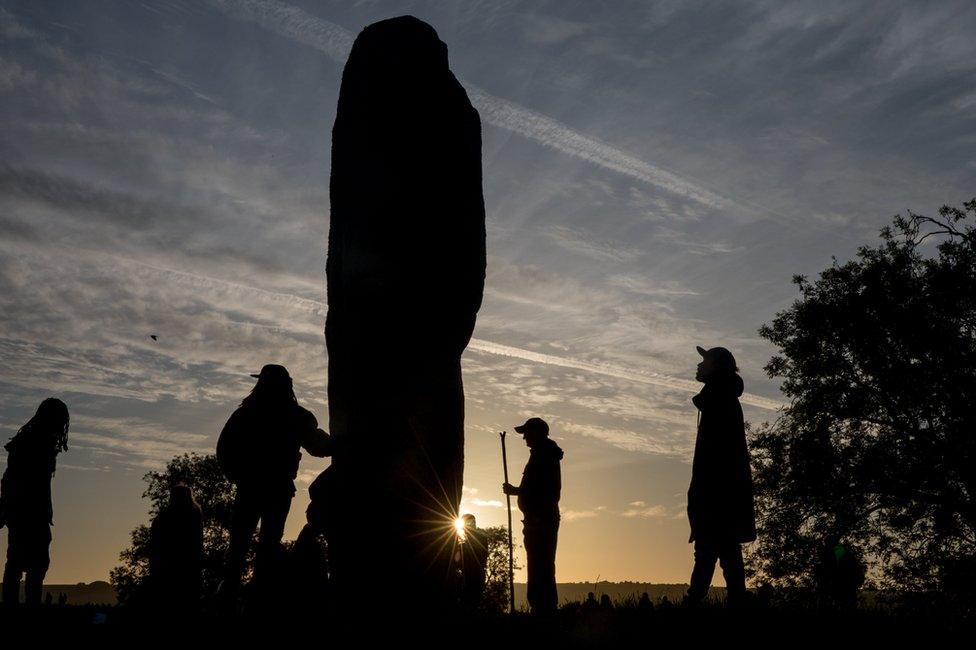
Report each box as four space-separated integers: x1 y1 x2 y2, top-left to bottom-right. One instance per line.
1 0 974 585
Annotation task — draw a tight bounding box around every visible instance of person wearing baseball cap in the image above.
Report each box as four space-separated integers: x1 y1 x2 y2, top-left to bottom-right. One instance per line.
216 364 333 606
685 346 755 607
502 416 564 615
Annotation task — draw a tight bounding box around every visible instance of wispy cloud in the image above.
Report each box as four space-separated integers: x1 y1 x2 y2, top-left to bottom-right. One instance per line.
563 509 601 522
18 245 781 411
621 502 668 518
207 0 731 208
470 499 505 509
466 339 782 411
560 421 691 458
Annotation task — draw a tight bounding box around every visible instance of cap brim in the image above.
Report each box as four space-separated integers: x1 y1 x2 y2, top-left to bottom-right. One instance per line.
250 373 261 378
696 346 708 357
514 425 527 433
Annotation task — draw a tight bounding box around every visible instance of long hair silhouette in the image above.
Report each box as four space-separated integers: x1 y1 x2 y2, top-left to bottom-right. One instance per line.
9 397 69 458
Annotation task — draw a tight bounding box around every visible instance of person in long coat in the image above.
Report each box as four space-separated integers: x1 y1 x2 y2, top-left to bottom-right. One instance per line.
686 346 755 606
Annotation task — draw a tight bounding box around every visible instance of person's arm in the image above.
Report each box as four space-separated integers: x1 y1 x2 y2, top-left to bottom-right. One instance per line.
298 410 334 458
0 469 7 529
502 482 520 496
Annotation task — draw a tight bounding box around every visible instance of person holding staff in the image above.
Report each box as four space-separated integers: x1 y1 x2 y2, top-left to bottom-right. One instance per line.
502 417 564 615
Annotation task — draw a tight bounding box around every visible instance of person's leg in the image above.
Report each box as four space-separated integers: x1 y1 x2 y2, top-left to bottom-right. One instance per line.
24 570 44 606
524 522 558 615
718 543 745 606
223 491 261 595
686 540 719 604
23 523 51 607
538 521 559 614
523 526 538 612
3 525 25 606
2 561 21 606
254 492 292 589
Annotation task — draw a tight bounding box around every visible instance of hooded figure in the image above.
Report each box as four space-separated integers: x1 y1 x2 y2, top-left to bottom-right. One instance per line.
1 398 69 606
149 484 204 611
686 346 755 606
503 417 564 614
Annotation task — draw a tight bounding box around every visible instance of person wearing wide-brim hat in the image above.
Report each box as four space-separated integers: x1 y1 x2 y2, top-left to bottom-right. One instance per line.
685 346 756 607
503 416 564 615
216 364 333 604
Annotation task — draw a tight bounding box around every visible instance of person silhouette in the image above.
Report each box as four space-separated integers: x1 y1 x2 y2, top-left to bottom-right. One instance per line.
0 398 69 607
582 591 598 612
685 346 755 607
216 365 333 603
455 513 488 610
286 523 330 613
815 536 865 609
149 484 203 612
502 417 563 615
637 591 654 612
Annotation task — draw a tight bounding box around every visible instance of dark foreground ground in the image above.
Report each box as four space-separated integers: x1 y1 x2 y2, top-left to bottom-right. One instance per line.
1 598 971 643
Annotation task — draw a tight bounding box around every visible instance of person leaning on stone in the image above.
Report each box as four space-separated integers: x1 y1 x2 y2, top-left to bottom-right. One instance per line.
0 398 69 607
502 417 564 615
216 364 333 602
684 346 756 607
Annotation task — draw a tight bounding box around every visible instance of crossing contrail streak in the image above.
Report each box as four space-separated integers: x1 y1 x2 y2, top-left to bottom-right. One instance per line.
466 339 782 411
119 258 783 410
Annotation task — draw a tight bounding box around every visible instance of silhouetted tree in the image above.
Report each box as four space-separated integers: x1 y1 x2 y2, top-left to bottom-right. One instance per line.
111 453 236 605
748 200 976 594
481 525 521 613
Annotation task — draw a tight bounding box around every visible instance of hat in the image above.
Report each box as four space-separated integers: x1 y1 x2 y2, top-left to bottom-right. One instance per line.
250 364 292 382
514 417 549 436
696 346 738 372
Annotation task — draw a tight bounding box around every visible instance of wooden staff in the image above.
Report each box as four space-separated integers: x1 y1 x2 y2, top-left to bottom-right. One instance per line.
500 430 515 614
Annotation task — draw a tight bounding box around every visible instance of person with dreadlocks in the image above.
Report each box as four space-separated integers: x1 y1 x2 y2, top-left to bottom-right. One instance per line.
216 365 332 604
0 398 69 606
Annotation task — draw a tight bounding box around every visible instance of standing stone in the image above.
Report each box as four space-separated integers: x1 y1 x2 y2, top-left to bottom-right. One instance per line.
324 16 486 607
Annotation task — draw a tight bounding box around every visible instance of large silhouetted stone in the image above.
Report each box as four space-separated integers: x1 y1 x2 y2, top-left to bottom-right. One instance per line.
323 16 485 606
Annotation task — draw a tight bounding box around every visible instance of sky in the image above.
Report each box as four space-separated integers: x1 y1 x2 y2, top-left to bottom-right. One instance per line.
1 0 974 585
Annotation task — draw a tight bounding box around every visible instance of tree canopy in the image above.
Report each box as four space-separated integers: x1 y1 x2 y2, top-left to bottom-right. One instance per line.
748 200 976 593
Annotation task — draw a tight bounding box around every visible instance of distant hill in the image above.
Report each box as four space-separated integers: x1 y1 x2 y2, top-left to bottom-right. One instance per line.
33 580 703 609
516 582 714 609
34 581 117 605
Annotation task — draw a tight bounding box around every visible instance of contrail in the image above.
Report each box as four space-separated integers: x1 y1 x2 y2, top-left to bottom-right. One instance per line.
119 258 783 410
206 0 730 209
466 339 782 411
